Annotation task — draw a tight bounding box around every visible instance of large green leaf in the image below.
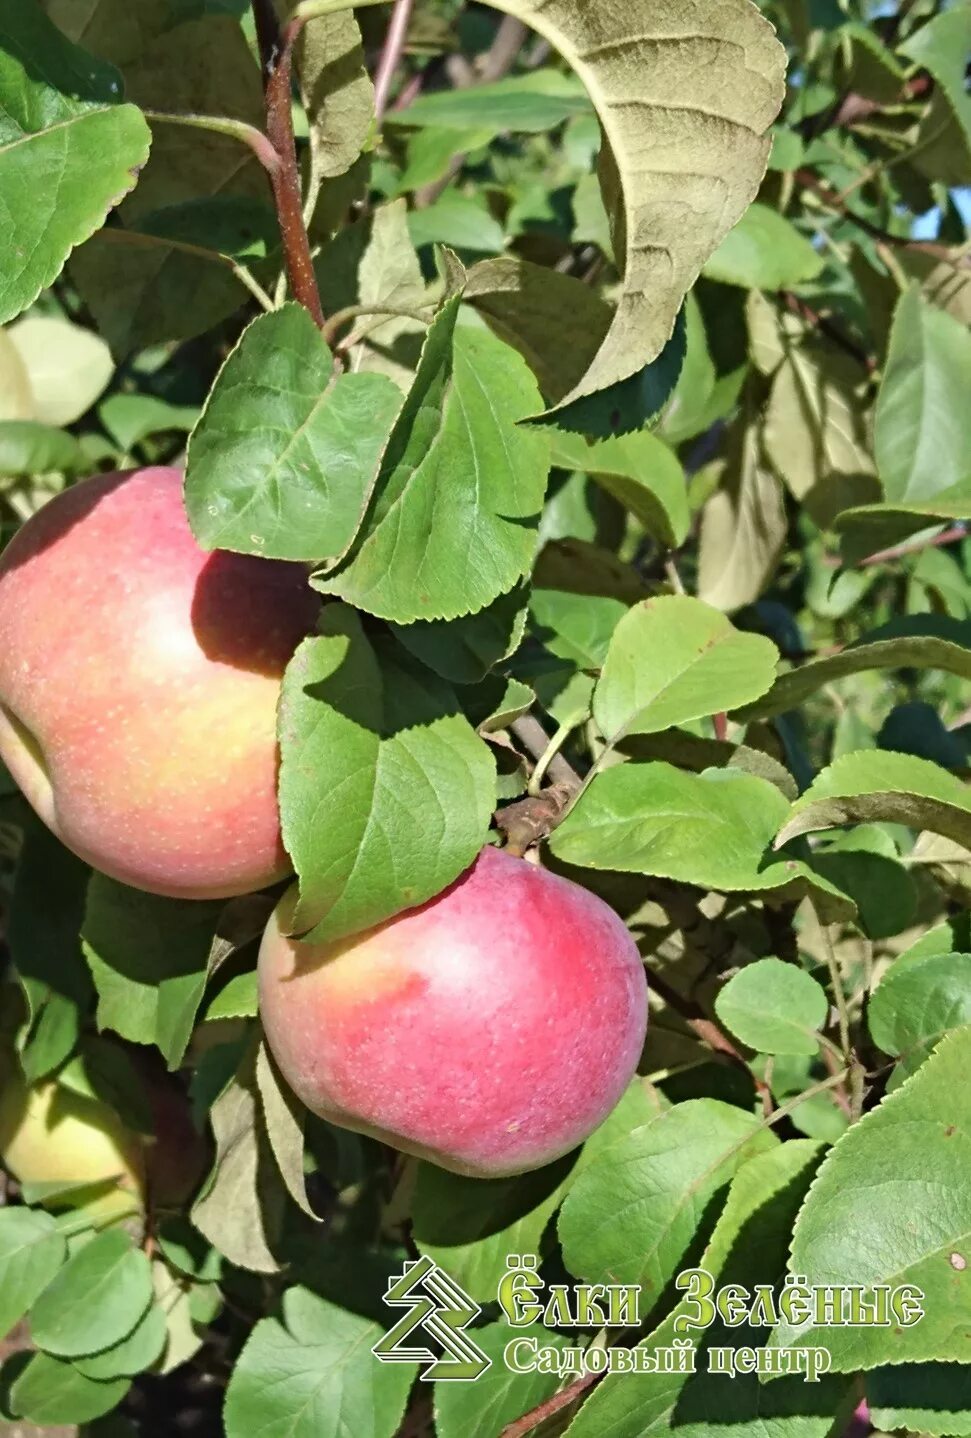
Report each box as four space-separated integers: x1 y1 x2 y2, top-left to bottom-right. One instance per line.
435 1322 570 1438
464 257 613 408
6 1351 129 1426
224 1286 415 1438
874 287 971 505
549 429 690 549
869 950 971 1059
593 596 778 742
82 878 224 1069
736 616 971 720
558 1099 778 1299
29 1230 153 1359
836 486 971 567
565 1142 845 1438
776 750 971 851
462 0 785 409
770 1026 971 1369
0 1207 66 1345
0 0 150 324
278 606 496 943
715 958 829 1057
185 305 402 563
395 68 590 135
704 203 824 290
900 7 971 153
551 762 853 915
316 303 550 623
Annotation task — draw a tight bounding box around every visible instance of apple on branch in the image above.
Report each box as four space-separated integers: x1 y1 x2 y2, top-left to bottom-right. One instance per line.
259 845 649 1178
0 466 318 899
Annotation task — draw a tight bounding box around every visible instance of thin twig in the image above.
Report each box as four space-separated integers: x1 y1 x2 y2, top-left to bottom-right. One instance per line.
819 921 851 1059
141 109 281 176
499 1371 598 1438
797 168 971 270
858 524 967 569
373 0 415 124
322 302 432 349
255 9 327 326
781 291 875 374
510 715 583 791
527 721 578 798
94 228 276 312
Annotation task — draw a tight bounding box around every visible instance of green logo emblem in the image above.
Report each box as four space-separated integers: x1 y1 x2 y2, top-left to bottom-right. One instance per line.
373 1254 491 1381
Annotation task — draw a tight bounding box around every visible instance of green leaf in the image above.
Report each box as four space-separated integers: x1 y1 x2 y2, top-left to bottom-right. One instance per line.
464 257 612 408
835 486 971 567
191 1042 284 1274
289 3 372 183
68 13 266 355
279 606 496 944
72 1300 167 1380
549 429 689 549
205 969 258 1022
82 877 223 1068
776 750 971 851
811 826 918 942
875 287 971 505
593 596 778 743
255 1038 315 1219
698 400 788 614
9 823 92 1084
0 420 85 477
0 0 151 324
185 305 402 563
715 958 829 1056
566 1141 845 1438
391 585 529 685
558 1099 778 1298
539 313 688 439
395 68 590 135
869 950 971 1059
316 307 550 623
704 203 824 290
7 1351 129 1426
736 616 971 720
551 763 854 916
434 1322 570 1438
408 192 506 255
412 1158 573 1305
99 394 198 452
0 1207 67 1344
770 1026 971 1369
869 1363 971 1438
29 1229 152 1359
900 7 971 153
6 313 113 427
223 1286 415 1438
469 0 785 410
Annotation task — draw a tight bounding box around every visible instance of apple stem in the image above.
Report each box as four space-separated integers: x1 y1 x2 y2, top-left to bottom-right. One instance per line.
252 2 327 328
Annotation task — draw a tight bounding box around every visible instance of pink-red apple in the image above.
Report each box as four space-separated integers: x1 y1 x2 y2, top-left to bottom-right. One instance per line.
0 467 317 898
258 846 648 1177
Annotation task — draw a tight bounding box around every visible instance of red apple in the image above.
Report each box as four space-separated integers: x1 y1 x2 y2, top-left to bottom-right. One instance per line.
258 846 648 1177
0 467 317 898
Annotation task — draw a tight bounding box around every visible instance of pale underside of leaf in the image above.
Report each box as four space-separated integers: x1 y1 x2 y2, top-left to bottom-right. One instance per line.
481 0 786 409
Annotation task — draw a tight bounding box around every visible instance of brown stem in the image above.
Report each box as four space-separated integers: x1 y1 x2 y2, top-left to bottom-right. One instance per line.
858 523 967 569
499 1371 598 1438
796 168 971 270
510 714 583 791
252 0 282 74
373 0 415 124
259 13 326 327
781 291 875 375
713 712 729 742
